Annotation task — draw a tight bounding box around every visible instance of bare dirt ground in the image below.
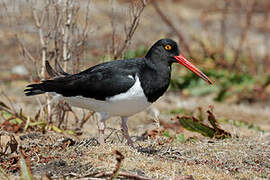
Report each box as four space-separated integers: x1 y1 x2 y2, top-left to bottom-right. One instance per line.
0 0 270 179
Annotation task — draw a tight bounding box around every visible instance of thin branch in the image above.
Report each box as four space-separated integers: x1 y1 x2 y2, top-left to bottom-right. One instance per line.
33 6 51 122
73 0 91 73
17 38 36 64
63 0 73 71
32 9 47 79
220 0 229 59
246 39 256 75
262 4 270 73
113 0 147 59
231 0 256 68
80 111 94 128
152 1 191 57
0 92 17 116
53 2 62 63
110 150 125 180
110 0 117 56
16 36 39 77
68 171 155 180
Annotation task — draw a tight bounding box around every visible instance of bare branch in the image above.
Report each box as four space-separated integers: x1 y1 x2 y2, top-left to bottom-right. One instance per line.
231 0 256 68
80 111 94 128
152 1 191 57
17 40 35 64
32 4 52 122
32 9 47 79
113 0 147 59
63 0 73 71
220 0 229 59
110 0 117 56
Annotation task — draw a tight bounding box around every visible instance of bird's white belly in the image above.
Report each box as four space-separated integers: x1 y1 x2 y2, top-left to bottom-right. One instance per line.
60 75 151 117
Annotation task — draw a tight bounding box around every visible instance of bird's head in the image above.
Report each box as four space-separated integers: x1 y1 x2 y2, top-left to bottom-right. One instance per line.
146 38 213 85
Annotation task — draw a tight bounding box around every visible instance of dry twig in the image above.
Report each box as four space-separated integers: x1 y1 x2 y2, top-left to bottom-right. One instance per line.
32 9 47 79
220 0 229 59
32 6 52 122
69 171 155 180
63 0 73 71
110 150 125 180
231 0 256 68
152 1 191 57
113 0 147 59
79 111 94 128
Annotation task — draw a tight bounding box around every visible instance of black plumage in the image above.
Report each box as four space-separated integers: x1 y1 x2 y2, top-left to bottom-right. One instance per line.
24 39 180 103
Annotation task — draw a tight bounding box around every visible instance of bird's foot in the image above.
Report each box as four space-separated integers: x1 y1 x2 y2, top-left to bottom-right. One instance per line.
124 133 135 148
121 116 135 148
98 129 105 145
97 117 107 145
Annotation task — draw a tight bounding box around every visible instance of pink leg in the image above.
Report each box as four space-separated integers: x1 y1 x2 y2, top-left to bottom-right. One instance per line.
97 112 109 145
121 116 134 147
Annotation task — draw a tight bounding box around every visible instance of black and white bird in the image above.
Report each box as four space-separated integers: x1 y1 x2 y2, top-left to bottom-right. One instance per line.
24 39 213 147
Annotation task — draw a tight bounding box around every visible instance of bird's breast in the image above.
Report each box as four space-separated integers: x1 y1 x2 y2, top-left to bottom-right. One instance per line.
140 67 171 103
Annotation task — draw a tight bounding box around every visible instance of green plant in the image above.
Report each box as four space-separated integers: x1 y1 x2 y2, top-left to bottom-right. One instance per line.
176 134 186 143
176 109 231 139
123 45 147 59
163 130 171 138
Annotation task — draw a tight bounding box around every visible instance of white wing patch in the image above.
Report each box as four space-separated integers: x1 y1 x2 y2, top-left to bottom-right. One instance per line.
108 75 144 101
128 75 134 80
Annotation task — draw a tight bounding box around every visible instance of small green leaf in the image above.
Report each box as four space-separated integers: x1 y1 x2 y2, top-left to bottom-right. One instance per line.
64 130 75 135
29 121 47 126
169 108 185 115
9 118 23 124
178 115 231 139
124 50 136 59
163 130 171 138
176 134 186 143
51 125 62 133
2 111 12 119
186 137 198 143
178 116 215 138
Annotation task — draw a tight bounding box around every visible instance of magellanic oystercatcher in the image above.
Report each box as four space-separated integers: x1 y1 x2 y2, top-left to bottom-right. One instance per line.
24 39 213 147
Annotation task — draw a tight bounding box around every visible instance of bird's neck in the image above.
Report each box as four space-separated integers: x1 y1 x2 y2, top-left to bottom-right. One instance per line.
139 57 172 103
146 52 172 68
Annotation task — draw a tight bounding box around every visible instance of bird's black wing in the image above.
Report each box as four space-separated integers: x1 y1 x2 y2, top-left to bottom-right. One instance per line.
24 59 141 100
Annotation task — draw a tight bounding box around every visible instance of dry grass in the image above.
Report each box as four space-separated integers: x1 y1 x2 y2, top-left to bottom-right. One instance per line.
3 130 269 179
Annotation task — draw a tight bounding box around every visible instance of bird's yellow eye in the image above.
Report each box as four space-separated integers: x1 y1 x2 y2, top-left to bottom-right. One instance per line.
164 44 172 50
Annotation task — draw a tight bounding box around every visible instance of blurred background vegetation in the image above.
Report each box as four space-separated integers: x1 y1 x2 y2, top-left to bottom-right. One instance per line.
1 0 269 104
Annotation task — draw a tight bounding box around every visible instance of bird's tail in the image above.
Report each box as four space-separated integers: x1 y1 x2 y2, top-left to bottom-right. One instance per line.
24 83 46 96
24 60 70 96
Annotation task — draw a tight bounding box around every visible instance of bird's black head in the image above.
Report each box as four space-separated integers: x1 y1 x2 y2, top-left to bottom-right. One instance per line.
145 38 213 85
145 38 180 64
